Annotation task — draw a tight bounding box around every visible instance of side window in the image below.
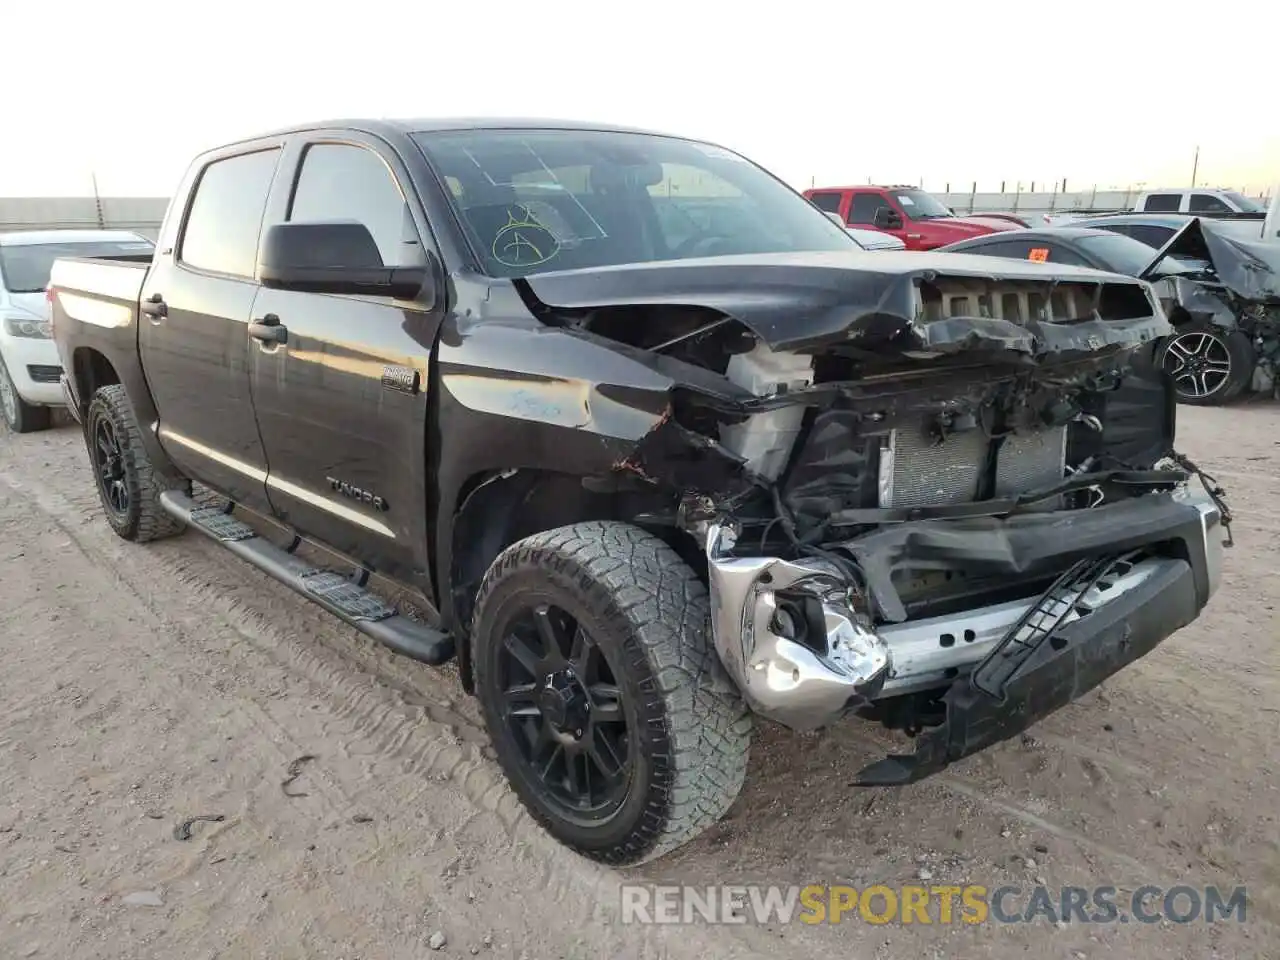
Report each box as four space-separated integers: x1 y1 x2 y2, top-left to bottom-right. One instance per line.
1040 244 1089 266
956 240 1034 259
808 192 843 214
1189 193 1231 214
1127 224 1176 248
1142 193 1181 213
849 193 890 225
289 143 425 268
180 149 280 277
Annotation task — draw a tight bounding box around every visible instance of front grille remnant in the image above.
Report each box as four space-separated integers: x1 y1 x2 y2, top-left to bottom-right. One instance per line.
970 551 1140 700
878 425 1067 509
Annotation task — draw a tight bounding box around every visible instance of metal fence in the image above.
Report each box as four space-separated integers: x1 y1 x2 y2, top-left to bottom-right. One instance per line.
0 197 168 240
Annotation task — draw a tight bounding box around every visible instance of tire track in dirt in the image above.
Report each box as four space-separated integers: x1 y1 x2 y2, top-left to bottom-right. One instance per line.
0 432 773 959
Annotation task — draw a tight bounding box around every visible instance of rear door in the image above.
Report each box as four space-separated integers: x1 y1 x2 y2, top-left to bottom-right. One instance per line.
139 144 284 510
248 133 443 583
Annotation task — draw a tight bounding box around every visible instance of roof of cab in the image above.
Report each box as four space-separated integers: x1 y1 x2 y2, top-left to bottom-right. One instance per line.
222 116 681 149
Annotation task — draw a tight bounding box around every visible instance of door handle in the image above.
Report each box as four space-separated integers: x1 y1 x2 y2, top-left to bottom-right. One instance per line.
249 314 287 345
141 294 167 319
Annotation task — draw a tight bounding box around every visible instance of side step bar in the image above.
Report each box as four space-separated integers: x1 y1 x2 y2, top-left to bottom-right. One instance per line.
159 490 454 666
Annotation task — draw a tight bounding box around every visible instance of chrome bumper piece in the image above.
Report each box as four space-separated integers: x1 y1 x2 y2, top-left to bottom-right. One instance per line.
705 481 1226 733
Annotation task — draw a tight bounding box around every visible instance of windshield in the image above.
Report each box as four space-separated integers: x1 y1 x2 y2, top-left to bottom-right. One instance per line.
1076 233 1203 278
0 239 153 293
1222 191 1265 213
892 189 954 220
412 129 856 278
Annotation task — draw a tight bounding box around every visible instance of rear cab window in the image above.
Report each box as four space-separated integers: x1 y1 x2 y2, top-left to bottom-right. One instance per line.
1141 193 1182 213
179 149 281 277
808 191 843 214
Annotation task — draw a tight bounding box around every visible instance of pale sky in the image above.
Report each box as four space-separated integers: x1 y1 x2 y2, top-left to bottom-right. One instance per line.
5 0 1278 197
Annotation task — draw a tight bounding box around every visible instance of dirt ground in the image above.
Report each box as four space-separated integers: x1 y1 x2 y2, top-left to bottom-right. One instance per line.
0 404 1276 960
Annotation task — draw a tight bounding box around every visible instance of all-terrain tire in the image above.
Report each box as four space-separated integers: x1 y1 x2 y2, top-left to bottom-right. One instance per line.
0 356 52 434
1156 322 1255 406
84 384 187 543
471 521 752 865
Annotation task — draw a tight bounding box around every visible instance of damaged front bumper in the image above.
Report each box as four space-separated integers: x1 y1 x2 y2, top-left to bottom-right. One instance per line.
705 479 1227 768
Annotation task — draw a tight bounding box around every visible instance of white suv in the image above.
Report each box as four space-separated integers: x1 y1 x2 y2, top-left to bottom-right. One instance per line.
0 230 153 432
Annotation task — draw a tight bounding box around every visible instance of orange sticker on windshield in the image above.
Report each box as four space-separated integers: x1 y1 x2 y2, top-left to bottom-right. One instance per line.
1028 247 1050 262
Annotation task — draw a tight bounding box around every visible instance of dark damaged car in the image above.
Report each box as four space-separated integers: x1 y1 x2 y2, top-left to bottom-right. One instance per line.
47 120 1231 865
942 218 1280 405
1142 219 1280 404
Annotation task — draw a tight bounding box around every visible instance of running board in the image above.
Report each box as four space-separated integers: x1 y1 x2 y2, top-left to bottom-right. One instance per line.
159 490 454 666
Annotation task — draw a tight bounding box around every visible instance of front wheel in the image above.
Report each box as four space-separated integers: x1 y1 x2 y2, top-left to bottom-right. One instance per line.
1156 323 1255 406
0 356 52 433
471 521 752 865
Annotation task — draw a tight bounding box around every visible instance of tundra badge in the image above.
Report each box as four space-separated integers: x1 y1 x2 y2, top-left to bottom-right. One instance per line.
326 477 390 512
382 365 420 395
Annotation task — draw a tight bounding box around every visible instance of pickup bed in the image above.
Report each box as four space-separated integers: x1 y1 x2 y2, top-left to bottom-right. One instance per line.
51 118 1231 865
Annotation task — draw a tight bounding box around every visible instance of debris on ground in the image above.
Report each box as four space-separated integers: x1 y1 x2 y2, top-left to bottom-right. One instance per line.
121 890 164 907
172 815 225 842
280 754 317 797
428 931 447 950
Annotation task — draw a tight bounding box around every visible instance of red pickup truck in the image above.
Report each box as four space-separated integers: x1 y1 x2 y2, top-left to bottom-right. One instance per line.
805 185 1019 251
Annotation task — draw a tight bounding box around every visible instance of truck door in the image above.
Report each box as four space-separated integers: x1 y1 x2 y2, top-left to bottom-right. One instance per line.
139 144 283 511
846 191 910 246
247 135 442 585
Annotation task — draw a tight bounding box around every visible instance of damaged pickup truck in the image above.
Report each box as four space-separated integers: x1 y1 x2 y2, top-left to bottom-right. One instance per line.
49 119 1231 865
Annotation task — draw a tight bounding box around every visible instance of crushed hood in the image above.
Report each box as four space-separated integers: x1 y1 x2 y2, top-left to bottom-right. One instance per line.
521 249 1169 357
1140 217 1280 303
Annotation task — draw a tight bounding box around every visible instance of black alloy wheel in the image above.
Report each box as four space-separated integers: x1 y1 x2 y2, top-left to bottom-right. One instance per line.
471 521 752 864
497 602 632 818
93 415 130 518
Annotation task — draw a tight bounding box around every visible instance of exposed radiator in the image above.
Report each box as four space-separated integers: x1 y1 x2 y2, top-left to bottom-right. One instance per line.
878 425 1067 509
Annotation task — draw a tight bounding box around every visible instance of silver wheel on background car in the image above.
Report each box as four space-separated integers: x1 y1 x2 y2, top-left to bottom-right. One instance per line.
1155 321 1255 407
1163 330 1234 400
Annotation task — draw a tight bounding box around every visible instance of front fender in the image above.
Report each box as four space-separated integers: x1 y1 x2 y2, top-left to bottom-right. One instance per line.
429 303 749 629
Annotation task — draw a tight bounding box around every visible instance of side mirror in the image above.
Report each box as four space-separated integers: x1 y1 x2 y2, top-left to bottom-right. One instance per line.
873 207 903 230
258 221 432 301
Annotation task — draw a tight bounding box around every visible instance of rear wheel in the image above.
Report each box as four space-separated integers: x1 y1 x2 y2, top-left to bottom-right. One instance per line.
1157 323 1254 405
0 356 52 433
471 521 751 865
84 384 187 542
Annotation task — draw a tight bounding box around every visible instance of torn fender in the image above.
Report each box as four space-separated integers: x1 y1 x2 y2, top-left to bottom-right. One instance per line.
1142 217 1280 304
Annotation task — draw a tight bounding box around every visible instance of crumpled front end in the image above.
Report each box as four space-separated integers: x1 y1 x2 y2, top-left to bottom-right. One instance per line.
704 469 1228 783
518 249 1232 781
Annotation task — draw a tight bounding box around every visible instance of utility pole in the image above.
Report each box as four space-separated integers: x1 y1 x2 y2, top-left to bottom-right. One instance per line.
90 172 105 228
1191 145 1200 188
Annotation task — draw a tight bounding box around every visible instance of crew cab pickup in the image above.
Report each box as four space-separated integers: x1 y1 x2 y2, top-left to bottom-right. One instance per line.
51 119 1230 866
1134 188 1268 218
804 184 1019 250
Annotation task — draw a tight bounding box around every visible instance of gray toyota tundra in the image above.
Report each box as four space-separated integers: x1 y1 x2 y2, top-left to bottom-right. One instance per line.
48 118 1230 864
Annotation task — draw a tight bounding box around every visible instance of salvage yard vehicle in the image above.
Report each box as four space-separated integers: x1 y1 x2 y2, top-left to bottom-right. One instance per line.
0 229 153 432
49 119 1231 865
941 220 1280 405
804 184 1019 250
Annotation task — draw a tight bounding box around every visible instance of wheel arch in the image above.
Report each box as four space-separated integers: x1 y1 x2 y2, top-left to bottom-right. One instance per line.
444 468 703 693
